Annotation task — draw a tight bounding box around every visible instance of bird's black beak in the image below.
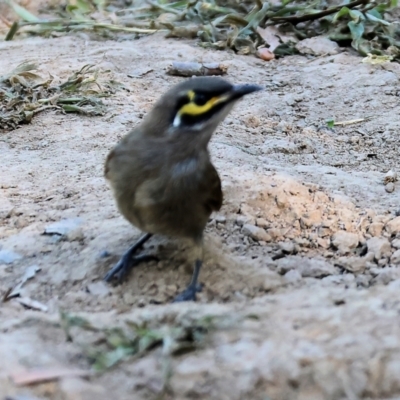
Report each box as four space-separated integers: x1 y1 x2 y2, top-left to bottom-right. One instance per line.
230 83 263 100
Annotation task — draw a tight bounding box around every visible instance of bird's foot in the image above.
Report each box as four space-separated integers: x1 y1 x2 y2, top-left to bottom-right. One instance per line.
172 283 203 303
104 254 158 284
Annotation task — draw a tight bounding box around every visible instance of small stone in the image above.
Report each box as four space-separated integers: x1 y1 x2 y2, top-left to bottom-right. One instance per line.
267 228 283 241
284 269 302 283
0 249 22 264
391 249 400 265
378 258 389 267
215 214 226 223
392 239 400 249
386 217 400 236
331 231 359 254
242 224 271 242
278 241 295 254
256 218 269 228
367 237 392 261
300 210 322 228
335 256 368 273
385 183 395 193
236 215 255 227
87 281 110 297
276 256 336 278
367 223 384 237
317 237 330 248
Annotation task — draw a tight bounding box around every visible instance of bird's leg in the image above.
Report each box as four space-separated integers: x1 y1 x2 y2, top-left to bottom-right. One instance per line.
104 233 155 283
173 240 204 302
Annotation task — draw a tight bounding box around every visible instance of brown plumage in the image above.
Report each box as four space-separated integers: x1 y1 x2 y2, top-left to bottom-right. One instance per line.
104 76 262 301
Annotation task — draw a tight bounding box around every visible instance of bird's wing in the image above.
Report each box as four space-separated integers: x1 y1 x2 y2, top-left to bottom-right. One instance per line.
200 162 223 213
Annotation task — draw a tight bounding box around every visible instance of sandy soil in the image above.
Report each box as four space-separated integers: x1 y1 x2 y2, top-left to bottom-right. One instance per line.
1 32 400 399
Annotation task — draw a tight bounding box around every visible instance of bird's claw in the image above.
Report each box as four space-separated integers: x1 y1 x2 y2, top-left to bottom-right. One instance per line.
104 254 158 284
172 283 203 302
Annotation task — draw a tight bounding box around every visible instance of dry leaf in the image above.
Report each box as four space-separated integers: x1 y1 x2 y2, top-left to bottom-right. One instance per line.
15 297 48 312
7 265 41 299
257 26 280 52
362 53 393 64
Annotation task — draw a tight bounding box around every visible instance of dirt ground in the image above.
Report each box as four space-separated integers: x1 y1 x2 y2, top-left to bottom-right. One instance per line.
1 31 400 400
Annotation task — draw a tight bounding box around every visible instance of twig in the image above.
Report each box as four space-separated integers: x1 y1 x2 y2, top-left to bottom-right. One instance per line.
270 0 370 24
334 118 367 126
166 62 228 77
19 20 160 33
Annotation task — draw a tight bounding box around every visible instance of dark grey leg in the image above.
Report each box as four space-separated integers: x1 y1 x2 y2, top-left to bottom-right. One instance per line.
104 233 154 283
172 259 203 302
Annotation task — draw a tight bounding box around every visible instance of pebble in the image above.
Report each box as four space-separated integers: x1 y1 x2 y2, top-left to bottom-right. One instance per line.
215 215 227 223
385 183 395 193
367 223 384 237
300 210 322 228
276 256 336 278
331 231 359 254
0 249 22 264
284 269 302 283
392 239 400 249
256 218 269 228
236 215 256 227
242 224 271 242
317 237 330 249
391 249 400 265
335 256 369 273
278 241 295 254
386 217 400 236
366 237 392 261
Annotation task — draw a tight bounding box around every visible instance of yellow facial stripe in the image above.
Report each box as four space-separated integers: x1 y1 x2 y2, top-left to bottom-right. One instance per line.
179 94 228 117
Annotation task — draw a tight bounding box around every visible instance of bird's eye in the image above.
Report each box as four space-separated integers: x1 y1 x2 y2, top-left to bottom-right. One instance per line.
194 93 208 106
175 94 191 111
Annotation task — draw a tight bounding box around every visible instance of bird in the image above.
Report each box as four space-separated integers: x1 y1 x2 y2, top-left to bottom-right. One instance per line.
103 76 262 302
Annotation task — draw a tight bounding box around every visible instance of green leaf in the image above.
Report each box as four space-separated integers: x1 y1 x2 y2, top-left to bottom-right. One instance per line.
326 119 335 128
348 21 364 42
92 346 134 371
332 6 349 23
5 21 19 41
348 9 365 23
391 0 398 7
366 12 391 26
367 8 383 19
6 0 40 22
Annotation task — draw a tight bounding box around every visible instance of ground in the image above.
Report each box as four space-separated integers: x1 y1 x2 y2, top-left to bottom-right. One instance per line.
1 32 400 400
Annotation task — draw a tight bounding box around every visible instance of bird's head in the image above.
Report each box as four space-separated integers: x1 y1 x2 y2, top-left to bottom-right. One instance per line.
143 77 262 143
